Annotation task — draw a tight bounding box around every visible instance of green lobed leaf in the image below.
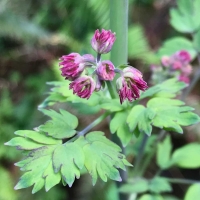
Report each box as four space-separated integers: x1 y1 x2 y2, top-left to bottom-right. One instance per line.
127 105 155 137
157 37 197 60
82 131 132 185
149 177 172 193
184 184 200 200
39 109 78 139
170 0 200 33
119 178 149 194
14 145 62 193
147 97 198 133
110 111 133 146
140 78 186 100
14 130 62 145
157 135 173 169
171 143 200 168
7 129 133 192
39 81 102 114
100 99 125 112
5 137 44 150
53 142 84 187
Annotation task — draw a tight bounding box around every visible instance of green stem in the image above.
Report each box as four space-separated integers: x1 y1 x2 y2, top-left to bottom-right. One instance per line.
162 177 200 185
133 134 149 175
65 112 110 144
78 112 110 136
138 130 167 177
107 81 117 98
110 1 128 200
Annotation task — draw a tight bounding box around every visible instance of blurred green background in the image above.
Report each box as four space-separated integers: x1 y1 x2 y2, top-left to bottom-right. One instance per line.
1 0 200 199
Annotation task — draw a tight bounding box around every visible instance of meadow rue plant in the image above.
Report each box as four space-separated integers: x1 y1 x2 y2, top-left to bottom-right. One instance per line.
59 29 147 103
5 0 200 199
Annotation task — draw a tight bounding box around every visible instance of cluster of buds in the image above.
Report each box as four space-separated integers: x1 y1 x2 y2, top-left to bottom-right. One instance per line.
151 50 192 84
59 29 148 103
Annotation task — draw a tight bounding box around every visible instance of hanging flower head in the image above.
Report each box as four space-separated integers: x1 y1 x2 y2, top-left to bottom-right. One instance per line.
96 60 115 81
69 76 96 99
116 67 148 104
91 29 116 54
59 53 95 81
59 29 148 103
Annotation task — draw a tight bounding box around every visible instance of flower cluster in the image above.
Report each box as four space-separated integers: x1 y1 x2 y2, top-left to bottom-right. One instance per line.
151 50 192 84
59 29 148 103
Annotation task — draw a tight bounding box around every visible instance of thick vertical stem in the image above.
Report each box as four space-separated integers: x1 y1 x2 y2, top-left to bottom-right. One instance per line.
110 1 129 200
110 0 128 66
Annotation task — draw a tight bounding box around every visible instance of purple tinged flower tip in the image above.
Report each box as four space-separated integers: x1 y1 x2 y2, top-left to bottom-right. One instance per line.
161 56 171 67
179 74 190 84
69 76 95 99
175 50 191 64
91 29 116 54
181 64 192 75
116 67 148 104
59 53 95 81
96 60 115 81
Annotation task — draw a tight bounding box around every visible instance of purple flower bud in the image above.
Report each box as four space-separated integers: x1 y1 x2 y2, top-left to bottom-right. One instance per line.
179 74 190 84
181 64 192 75
91 29 116 54
116 67 148 104
59 53 95 80
96 60 115 81
69 76 96 99
175 50 191 64
161 56 171 67
172 61 182 70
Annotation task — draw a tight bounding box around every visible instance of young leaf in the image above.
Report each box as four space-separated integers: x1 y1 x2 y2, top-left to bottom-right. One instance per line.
157 135 173 169
110 111 133 146
147 97 200 134
119 178 149 194
53 142 84 187
157 37 196 60
13 145 62 193
140 78 186 100
100 99 125 112
149 177 172 193
39 109 78 139
171 143 200 168
127 105 155 137
170 0 200 33
184 184 200 200
14 130 62 145
82 131 132 185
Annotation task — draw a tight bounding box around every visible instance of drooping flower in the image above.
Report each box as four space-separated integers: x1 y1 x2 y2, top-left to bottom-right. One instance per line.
96 60 115 81
175 50 191 64
116 67 148 104
179 74 190 84
69 76 95 99
181 64 192 75
59 53 95 80
161 56 171 67
172 61 182 70
91 29 116 54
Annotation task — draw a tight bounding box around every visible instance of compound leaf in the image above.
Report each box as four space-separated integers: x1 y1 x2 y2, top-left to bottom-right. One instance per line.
53 142 84 187
39 109 78 139
82 131 132 185
110 111 133 146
